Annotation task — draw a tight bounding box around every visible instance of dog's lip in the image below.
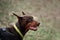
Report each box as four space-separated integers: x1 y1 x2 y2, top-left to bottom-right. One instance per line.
29 26 37 31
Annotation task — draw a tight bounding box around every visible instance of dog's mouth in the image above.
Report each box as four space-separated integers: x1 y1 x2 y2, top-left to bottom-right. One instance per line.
29 22 40 31
29 26 37 31
26 21 40 31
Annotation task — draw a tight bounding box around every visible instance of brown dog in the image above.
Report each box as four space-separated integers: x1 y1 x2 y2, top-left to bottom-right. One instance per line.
0 11 40 40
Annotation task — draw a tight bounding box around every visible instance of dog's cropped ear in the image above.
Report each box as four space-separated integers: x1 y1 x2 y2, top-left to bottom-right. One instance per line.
22 11 26 15
13 13 22 20
13 13 20 18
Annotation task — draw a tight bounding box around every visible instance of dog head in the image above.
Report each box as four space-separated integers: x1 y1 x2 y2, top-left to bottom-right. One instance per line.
13 11 40 31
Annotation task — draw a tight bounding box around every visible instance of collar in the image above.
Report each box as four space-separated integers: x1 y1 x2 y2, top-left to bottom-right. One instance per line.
13 24 24 38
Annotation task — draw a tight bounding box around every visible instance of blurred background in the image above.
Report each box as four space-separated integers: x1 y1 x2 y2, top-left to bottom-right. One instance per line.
0 0 60 40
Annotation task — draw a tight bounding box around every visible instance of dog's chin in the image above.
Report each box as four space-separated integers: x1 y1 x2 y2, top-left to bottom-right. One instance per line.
29 27 37 31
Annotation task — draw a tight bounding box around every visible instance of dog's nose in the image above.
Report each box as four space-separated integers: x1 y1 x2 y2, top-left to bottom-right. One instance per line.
37 23 40 26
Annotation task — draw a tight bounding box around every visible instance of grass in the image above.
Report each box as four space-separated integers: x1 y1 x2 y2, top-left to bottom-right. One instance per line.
0 0 60 40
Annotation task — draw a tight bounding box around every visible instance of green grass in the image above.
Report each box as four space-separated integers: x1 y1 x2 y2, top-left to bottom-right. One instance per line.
0 0 60 40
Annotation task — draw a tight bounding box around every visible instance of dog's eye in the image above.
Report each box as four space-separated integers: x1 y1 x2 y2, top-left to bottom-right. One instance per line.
29 19 33 22
28 17 33 21
27 18 33 22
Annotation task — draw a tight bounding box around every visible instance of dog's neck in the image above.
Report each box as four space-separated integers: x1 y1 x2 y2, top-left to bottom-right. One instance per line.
15 22 29 36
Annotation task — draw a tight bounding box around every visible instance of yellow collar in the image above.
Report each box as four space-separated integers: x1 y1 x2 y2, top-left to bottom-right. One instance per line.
13 24 24 38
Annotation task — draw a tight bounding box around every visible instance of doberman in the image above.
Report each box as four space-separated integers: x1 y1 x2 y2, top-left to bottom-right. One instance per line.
0 11 40 40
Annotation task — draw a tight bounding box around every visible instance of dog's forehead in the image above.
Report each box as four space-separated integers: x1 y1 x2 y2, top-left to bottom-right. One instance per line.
23 16 33 19
22 15 39 21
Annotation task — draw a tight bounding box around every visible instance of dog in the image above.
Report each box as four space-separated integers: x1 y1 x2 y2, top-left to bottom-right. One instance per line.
0 11 40 40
